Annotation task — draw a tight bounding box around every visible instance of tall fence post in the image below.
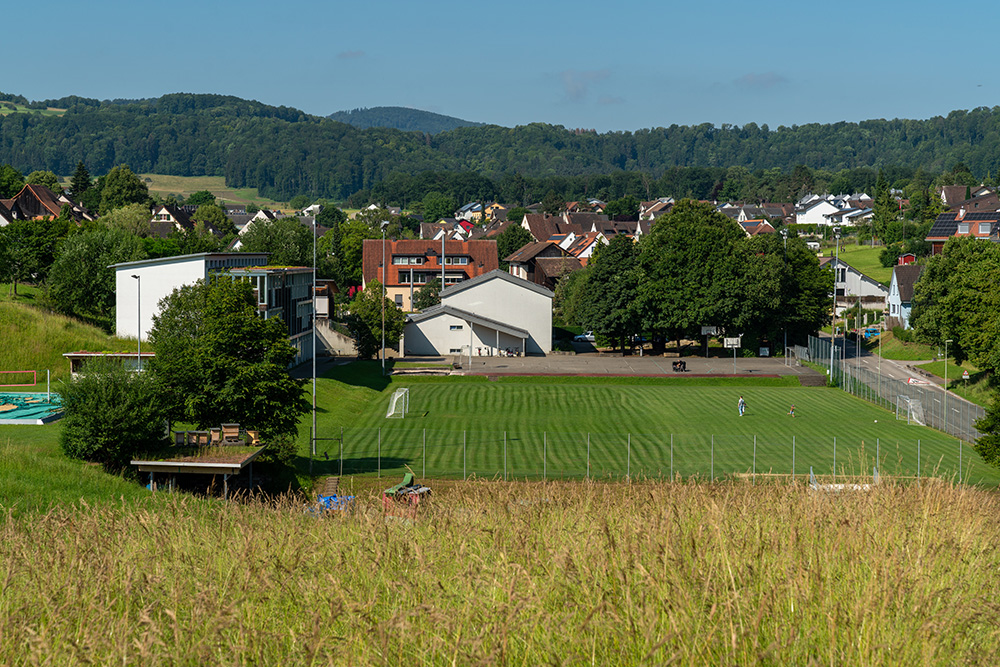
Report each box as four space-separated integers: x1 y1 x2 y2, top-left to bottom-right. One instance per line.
627 433 631 480
378 427 381 478
543 432 546 480
504 431 507 481
463 430 467 480
670 434 674 481
792 435 795 480
422 428 426 478
586 433 591 479
339 426 343 477
711 435 714 481
753 435 756 485
876 438 879 472
917 439 920 480
960 440 963 480
833 436 836 482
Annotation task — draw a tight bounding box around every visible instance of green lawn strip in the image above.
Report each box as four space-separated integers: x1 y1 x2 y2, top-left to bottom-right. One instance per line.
919 360 992 408
871 332 936 361
390 361 450 369
296 364 998 486
0 423 160 517
838 244 892 285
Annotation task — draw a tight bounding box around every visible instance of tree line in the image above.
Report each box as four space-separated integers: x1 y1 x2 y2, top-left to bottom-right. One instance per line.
2 92 1000 201
556 201 831 353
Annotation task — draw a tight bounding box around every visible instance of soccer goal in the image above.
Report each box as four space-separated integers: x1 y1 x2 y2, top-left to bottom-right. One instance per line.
386 387 410 419
896 395 925 425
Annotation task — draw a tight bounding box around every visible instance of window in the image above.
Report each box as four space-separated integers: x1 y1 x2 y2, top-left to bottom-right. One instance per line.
958 223 969 234
449 348 462 354
979 222 992 235
394 294 403 306
393 256 424 265
444 256 469 265
450 325 463 330
837 268 846 283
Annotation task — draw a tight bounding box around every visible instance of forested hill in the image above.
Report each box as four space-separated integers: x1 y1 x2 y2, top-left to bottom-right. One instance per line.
327 106 483 134
1 91 1000 200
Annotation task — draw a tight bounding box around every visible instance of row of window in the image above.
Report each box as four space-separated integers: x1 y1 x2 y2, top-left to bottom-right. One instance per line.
957 222 993 235
391 256 470 266
397 272 467 285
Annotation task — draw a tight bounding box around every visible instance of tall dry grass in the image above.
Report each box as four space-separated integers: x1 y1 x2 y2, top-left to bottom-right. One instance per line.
3 480 1000 665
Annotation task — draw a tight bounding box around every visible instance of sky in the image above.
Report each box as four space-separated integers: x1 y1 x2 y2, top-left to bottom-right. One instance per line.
7 0 997 133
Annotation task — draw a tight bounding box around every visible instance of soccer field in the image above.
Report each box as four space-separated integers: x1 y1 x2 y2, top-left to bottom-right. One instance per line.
305 368 998 485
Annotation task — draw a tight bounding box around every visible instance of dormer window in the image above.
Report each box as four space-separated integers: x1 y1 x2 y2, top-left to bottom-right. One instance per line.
958 223 970 234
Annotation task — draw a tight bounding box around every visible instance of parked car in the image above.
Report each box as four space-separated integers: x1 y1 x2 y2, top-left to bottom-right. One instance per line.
573 331 595 342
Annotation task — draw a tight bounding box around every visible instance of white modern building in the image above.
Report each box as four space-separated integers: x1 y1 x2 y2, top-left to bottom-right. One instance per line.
110 252 315 364
403 270 553 357
820 256 889 315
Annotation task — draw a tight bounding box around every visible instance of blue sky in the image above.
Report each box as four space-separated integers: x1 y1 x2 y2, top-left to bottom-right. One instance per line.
8 0 996 132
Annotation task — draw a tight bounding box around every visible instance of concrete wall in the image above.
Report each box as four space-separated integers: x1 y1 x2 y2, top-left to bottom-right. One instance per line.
403 311 527 357
444 277 552 354
116 257 207 341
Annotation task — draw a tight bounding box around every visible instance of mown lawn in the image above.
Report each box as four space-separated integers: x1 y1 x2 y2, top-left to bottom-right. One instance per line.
297 362 996 485
139 174 288 210
838 243 892 285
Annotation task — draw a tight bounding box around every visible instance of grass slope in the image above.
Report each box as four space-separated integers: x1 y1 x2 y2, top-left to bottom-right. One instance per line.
835 243 892 285
0 294 134 385
299 363 996 485
139 174 288 210
4 481 1000 664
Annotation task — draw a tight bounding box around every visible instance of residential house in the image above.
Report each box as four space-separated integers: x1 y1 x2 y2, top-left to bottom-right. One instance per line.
504 241 580 289
640 198 673 220
795 198 843 226
740 219 776 236
362 239 499 311
819 256 889 315
823 207 873 227
937 185 994 208
456 202 483 222
565 231 606 263
403 270 553 357
886 264 924 330
945 190 999 214
925 209 1000 254
0 184 93 224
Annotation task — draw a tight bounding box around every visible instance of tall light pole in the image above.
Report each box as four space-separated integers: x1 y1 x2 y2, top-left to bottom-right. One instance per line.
945 338 953 436
781 228 787 356
381 221 390 375
311 217 317 468
829 226 841 378
131 274 140 371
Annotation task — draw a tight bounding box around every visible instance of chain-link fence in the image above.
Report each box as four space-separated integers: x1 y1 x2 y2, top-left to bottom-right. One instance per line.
309 426 980 483
806 335 984 442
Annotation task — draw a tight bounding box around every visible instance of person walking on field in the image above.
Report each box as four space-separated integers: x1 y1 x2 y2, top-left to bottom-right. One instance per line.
738 395 746 417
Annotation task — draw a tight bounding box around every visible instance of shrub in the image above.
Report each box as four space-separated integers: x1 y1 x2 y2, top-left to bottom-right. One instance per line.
891 325 913 343
59 357 170 469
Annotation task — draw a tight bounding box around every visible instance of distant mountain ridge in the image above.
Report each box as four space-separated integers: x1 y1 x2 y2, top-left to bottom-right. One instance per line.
328 106 484 134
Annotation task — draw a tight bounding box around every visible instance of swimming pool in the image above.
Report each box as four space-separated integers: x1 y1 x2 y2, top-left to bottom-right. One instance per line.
0 392 64 425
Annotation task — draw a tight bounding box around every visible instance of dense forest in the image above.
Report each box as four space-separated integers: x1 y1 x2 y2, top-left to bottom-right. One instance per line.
1 92 1000 201
327 106 483 134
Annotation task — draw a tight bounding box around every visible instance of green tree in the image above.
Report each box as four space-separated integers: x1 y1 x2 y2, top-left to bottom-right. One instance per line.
26 170 61 192
240 217 314 266
191 204 236 236
579 234 643 349
339 218 380 285
100 202 152 237
422 191 457 222
345 280 406 359
412 278 441 311
505 206 530 225
48 226 147 331
0 164 24 198
245 202 260 215
975 393 1000 467
59 357 171 469
604 195 640 220
316 205 348 229
542 190 564 216
495 223 534 269
0 216 70 293
638 200 747 348
70 161 92 199
186 190 216 207
149 278 308 460
289 194 312 210
99 165 150 214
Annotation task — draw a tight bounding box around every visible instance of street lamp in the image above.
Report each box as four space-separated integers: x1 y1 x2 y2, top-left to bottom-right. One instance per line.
781 228 787 356
311 216 317 469
829 226 841 378
945 338 953 436
131 274 140 371
381 220 390 375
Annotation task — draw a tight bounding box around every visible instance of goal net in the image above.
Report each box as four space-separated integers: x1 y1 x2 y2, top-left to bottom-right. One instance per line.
386 388 409 419
896 395 925 425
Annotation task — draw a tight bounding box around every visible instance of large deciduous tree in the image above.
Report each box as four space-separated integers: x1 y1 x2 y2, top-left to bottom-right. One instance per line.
186 190 216 207
99 165 150 214
422 191 457 222
345 280 406 359
48 226 147 331
0 164 24 198
60 357 171 470
240 217 314 266
149 278 308 461
579 234 642 349
495 223 534 269
412 278 441 311
26 170 61 192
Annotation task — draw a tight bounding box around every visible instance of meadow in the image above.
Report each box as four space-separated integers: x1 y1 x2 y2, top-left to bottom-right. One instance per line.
297 363 995 486
138 174 288 211
3 479 1000 665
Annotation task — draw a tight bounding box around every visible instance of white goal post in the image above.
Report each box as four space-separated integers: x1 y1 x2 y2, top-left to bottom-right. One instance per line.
896 395 925 425
386 388 410 419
